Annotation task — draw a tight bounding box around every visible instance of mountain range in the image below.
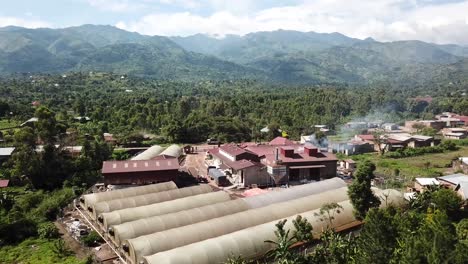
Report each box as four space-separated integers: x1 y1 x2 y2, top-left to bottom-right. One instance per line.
1 24 467 84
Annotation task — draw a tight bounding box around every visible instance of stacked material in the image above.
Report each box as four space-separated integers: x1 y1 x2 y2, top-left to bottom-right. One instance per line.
143 189 405 264
131 145 164 160
91 184 212 219
124 186 352 264
80 181 177 212
110 178 346 247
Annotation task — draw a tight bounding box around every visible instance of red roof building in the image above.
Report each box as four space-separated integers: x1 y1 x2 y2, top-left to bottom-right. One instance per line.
0 180 9 188
209 141 338 186
101 159 179 185
269 137 294 146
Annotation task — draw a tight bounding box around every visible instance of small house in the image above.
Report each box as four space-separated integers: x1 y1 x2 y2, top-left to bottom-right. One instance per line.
413 178 439 192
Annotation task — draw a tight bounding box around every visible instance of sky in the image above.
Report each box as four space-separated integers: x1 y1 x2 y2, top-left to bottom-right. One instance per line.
1 0 468 45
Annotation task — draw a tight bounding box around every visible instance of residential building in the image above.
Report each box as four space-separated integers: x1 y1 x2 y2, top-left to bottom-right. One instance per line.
405 120 446 131
339 159 356 171
413 178 439 192
437 173 468 189
442 128 468 140
453 157 468 174
354 133 434 152
0 147 15 163
0 180 9 189
247 143 338 184
208 138 337 187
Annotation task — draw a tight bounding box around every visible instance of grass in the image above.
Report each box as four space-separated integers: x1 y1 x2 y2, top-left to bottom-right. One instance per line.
0 238 86 264
0 119 19 131
352 146 468 189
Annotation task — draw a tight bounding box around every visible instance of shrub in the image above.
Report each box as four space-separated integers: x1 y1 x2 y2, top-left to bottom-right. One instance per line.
38 222 60 240
81 231 103 247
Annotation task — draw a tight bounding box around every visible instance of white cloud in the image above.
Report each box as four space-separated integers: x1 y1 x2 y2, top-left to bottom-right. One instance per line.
116 0 468 45
0 16 51 28
87 0 147 12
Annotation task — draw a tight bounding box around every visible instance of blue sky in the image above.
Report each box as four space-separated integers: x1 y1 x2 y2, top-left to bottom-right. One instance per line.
1 0 468 44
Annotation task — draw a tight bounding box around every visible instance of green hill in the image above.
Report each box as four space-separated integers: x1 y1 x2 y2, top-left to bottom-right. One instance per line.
0 25 467 84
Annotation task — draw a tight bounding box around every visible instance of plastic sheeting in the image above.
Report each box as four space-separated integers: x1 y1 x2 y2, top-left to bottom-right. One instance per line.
101 191 231 230
125 186 351 264
112 178 346 248
143 189 405 264
160 145 182 158
91 184 212 219
112 199 250 247
131 145 164 160
243 177 346 209
80 181 177 212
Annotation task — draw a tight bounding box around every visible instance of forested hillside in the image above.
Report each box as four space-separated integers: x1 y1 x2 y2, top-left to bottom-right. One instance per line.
1 73 467 144
1 25 468 84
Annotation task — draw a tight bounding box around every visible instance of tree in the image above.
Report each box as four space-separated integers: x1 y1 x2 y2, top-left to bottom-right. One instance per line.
356 207 399 264
52 239 72 257
314 202 344 229
38 222 60 240
399 210 457 264
265 219 297 262
412 123 426 133
0 100 9 117
35 106 59 145
348 160 381 220
308 229 356 264
292 215 314 244
372 129 388 155
81 231 104 247
267 123 282 141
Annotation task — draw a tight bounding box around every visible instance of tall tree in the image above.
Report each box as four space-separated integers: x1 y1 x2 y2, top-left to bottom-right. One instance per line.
356 207 399 264
348 160 381 220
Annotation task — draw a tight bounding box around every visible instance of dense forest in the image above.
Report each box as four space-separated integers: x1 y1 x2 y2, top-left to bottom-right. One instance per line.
0 72 467 145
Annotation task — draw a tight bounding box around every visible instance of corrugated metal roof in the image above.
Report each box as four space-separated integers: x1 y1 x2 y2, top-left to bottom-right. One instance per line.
219 144 248 157
102 159 179 174
0 147 15 156
230 160 258 171
437 173 468 185
455 182 468 200
0 180 9 188
415 177 439 186
269 137 294 146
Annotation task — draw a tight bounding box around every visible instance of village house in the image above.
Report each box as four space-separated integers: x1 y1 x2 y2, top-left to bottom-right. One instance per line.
405 120 446 131
442 127 468 140
0 147 15 164
246 140 338 185
453 157 468 174
437 173 468 189
413 177 439 193
437 173 468 203
208 144 270 187
436 112 468 126
354 133 435 152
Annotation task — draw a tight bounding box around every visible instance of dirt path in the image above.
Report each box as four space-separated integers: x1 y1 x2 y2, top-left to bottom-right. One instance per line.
55 219 90 260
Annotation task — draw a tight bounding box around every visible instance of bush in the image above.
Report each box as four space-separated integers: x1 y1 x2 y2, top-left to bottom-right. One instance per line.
384 141 460 159
81 231 103 247
38 222 60 240
0 218 37 244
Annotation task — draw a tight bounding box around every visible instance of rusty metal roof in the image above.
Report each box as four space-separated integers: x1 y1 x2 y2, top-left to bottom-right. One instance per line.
102 159 179 174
